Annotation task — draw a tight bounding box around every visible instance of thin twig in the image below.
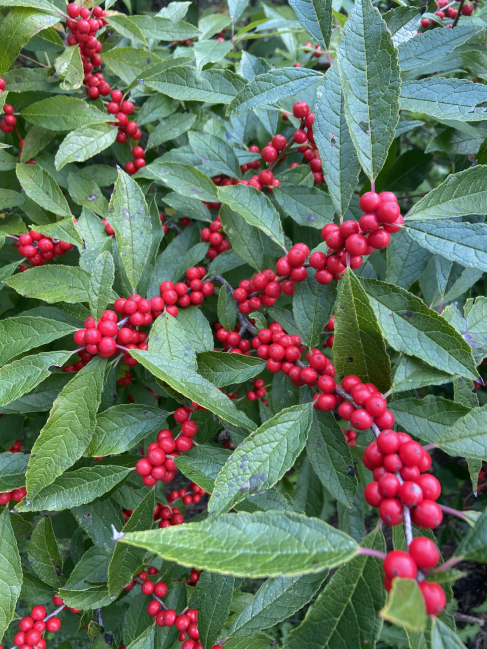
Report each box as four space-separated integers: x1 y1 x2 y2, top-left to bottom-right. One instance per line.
19 53 49 68
452 0 465 26
206 274 259 336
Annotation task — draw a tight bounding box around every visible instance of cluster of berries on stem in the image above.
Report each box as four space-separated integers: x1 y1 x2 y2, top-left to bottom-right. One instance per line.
200 214 231 259
13 231 73 269
158 267 215 315
12 604 63 649
420 0 473 29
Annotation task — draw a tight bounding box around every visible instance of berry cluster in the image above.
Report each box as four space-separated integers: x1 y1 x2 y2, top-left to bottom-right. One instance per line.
246 378 267 402
167 483 206 506
421 0 473 28
158 267 215 315
0 78 17 133
200 214 231 259
9 437 22 453
383 543 445 615
0 486 26 505
154 503 185 528
13 605 62 649
13 231 73 268
363 432 441 529
117 370 132 386
251 323 306 375
214 323 252 355
336 374 395 431
135 418 199 487
73 311 147 363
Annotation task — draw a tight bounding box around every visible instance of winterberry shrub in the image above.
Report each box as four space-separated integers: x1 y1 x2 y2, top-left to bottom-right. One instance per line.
0 0 487 648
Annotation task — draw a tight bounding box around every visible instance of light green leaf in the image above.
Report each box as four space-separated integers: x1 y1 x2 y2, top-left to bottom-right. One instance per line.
391 356 454 394
16 164 71 217
63 546 110 592
437 405 487 461
88 251 115 321
108 491 154 595
148 311 197 369
219 205 266 271
0 508 22 644
26 356 107 499
102 47 163 85
283 529 386 649
290 0 332 48
68 173 109 218
55 124 118 170
194 39 233 70
175 241 210 280
0 453 28 491
54 46 83 90
208 403 314 515
0 350 73 409
307 411 358 507
0 316 76 366
228 0 248 22
147 113 196 149
398 26 480 73
22 96 111 131
337 0 400 181
163 192 211 222
0 7 58 76
273 184 335 229
217 284 237 332
199 573 234 649
293 269 336 349
380 578 427 633
130 349 257 431
361 278 479 381
334 269 391 392
146 67 246 104
400 78 487 121
227 68 323 115
121 510 358 577
19 465 132 512
175 306 213 354
431 617 467 649
456 508 487 563
131 15 200 41
87 404 168 457
385 228 432 290
189 130 241 180
197 352 266 388
107 168 152 290
198 13 231 40
28 216 83 248
176 446 231 494
0 213 27 235
6 265 90 304
314 65 360 217
145 161 218 202
406 166 487 221
218 184 284 248
27 517 62 588
105 15 148 45
0 189 24 209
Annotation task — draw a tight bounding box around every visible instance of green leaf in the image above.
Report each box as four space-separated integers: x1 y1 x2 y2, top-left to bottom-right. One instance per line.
88 252 115 321
0 350 73 409
147 113 196 149
63 546 110 591
385 228 432 290
27 517 62 588
108 491 155 595
431 617 467 649
0 452 28 491
6 265 90 304
0 371 71 415
87 404 168 457
224 635 274 649
145 161 218 202
194 40 233 70
146 67 246 104
337 0 400 181
391 355 453 395
0 213 27 235
0 7 59 76
360 278 479 381
407 166 487 221
22 96 111 131
199 573 234 649
403 221 487 274
219 205 266 271
208 403 314 515
26 356 107 499
68 173 108 218
380 578 427 633
175 241 210 280
16 164 71 217
121 510 358 577
189 130 241 180
334 270 391 392
217 285 237 332
130 349 257 431
283 529 386 649
148 311 197 369
288 0 332 49
231 571 327 637
443 297 487 364
55 123 118 170
219 184 284 248
105 15 148 45
130 15 200 41
398 26 480 73
293 269 336 349
197 352 266 388
163 192 211 223
0 316 76 366
0 508 22 644
57 585 112 610
19 465 132 512
198 13 231 39
176 306 214 353
0 189 24 209
54 45 83 90
27 216 83 248
176 446 231 494
456 508 487 563
226 68 323 115
307 411 357 507
148 222 200 292
436 405 487 461
273 185 335 229
102 47 163 85
228 0 249 22
107 168 152 290
400 79 487 121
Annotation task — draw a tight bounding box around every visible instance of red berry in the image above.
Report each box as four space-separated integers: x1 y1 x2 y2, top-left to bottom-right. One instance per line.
412 500 443 529
30 606 46 621
364 481 383 507
378 473 400 498
261 146 277 163
367 229 391 250
293 101 309 118
416 474 441 500
272 134 287 151
409 537 440 569
379 498 404 526
399 441 424 467
419 582 446 616
46 618 61 633
383 550 417 580
399 481 423 507
147 600 161 616
351 408 373 430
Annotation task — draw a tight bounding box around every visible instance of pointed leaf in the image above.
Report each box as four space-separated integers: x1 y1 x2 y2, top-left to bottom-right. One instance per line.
89 251 115 321
208 403 314 515
176 306 213 353
55 123 118 170
145 161 218 202
27 217 83 248
0 508 22 644
437 405 487 461
146 67 246 104
293 269 336 348
398 26 480 73
148 311 197 369
217 284 237 332
27 517 62 587
21 96 111 131
16 163 71 217
431 617 468 649
380 578 427 632
456 508 487 563
189 130 241 180
273 185 334 229
0 453 29 491
6 265 90 304
400 78 487 121
121 510 358 577
337 0 400 181
288 0 332 49
54 45 83 90
197 352 266 388
199 573 234 649
0 316 76 366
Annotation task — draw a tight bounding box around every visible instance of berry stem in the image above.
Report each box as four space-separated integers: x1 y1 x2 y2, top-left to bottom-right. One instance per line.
422 443 437 451
205 275 259 335
358 547 387 560
452 0 464 25
438 504 469 521
18 53 49 68
267 132 295 172
427 556 462 573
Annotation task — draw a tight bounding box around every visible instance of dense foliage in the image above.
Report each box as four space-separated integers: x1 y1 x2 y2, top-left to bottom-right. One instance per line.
1 0 487 648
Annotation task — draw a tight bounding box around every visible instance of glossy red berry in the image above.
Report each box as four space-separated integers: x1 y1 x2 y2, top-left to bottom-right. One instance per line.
412 500 443 529
30 606 46 621
399 441 424 467
419 582 446 616
416 474 441 500
378 473 401 498
383 550 417 580
359 192 381 213
409 537 440 569
399 481 423 507
364 481 383 507
46 618 61 633
379 498 404 526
